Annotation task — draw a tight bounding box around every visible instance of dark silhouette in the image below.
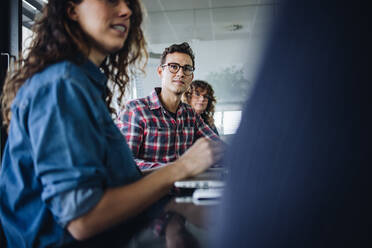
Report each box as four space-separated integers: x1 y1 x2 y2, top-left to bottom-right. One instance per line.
211 0 371 247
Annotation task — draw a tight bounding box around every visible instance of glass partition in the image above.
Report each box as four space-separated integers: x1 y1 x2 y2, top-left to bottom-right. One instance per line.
138 0 278 136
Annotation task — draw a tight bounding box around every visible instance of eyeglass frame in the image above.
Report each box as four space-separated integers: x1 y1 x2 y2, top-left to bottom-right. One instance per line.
192 90 213 101
161 63 195 76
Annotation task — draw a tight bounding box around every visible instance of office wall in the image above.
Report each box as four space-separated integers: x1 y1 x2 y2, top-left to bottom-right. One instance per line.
136 37 268 106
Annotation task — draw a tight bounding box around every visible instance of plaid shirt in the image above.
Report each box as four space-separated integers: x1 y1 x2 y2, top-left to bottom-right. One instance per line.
117 88 219 170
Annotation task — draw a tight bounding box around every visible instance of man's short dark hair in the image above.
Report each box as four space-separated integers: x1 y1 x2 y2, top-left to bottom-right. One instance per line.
160 42 195 67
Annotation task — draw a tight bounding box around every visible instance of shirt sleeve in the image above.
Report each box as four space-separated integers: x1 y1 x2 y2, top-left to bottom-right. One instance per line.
133 159 166 171
117 105 166 171
27 76 107 227
195 113 220 141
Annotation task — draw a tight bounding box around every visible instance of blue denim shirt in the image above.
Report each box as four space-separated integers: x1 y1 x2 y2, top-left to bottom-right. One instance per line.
0 59 142 247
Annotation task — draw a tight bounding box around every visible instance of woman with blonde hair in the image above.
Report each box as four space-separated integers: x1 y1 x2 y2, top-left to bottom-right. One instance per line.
0 0 221 247
183 80 219 135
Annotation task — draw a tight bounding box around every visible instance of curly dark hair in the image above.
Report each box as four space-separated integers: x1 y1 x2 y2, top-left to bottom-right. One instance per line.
1 0 148 128
183 80 217 127
160 42 195 67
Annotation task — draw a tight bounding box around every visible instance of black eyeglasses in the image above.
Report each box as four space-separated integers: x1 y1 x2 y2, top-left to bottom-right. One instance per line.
193 91 212 101
161 63 194 76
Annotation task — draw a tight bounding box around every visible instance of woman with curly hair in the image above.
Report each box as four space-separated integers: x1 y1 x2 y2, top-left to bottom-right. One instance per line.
183 80 219 135
0 1 221 247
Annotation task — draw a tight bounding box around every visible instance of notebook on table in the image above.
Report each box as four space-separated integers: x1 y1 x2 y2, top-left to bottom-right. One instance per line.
174 188 224 205
174 166 228 189
173 167 227 205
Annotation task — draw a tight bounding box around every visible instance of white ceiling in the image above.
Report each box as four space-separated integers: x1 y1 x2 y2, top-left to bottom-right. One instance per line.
21 0 278 107
136 0 278 105
22 0 278 45
141 0 278 45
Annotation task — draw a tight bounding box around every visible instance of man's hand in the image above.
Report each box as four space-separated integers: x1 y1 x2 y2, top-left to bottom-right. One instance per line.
176 138 224 178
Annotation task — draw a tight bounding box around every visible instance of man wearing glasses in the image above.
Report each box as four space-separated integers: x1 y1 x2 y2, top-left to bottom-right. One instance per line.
117 42 220 171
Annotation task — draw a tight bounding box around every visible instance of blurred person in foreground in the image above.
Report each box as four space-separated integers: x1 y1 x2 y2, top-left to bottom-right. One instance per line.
211 0 371 247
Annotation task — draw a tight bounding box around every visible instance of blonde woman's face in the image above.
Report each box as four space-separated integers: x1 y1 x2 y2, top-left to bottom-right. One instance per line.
190 88 209 114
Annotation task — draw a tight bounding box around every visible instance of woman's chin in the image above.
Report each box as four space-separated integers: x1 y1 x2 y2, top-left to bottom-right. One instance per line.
195 109 204 114
105 41 126 55
108 46 124 55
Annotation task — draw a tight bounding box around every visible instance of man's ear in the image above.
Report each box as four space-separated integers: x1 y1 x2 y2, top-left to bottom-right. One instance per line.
66 2 79 21
157 66 163 78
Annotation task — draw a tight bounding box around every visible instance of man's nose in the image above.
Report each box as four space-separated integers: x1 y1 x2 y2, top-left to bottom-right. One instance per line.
176 67 185 77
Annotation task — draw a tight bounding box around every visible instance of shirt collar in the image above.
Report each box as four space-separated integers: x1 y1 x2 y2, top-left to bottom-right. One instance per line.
149 87 187 115
79 58 108 91
149 88 163 110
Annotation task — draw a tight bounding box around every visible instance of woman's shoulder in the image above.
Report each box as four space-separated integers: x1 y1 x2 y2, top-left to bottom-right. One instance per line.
33 60 84 84
23 61 78 88
13 61 90 106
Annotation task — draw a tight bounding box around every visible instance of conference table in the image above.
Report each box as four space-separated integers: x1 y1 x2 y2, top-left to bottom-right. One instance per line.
126 195 220 248
125 167 226 247
124 168 227 248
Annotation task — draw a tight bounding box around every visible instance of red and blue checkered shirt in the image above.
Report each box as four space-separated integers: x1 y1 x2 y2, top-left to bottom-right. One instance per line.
117 88 219 170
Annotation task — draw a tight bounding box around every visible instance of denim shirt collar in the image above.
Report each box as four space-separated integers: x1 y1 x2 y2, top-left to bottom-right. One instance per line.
79 58 108 92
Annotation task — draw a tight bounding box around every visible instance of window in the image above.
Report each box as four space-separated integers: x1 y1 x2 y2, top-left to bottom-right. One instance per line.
214 110 242 136
22 26 33 55
22 0 47 54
